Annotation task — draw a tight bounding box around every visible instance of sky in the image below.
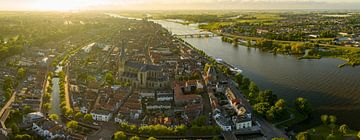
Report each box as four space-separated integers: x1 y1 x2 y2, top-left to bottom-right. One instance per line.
0 0 360 11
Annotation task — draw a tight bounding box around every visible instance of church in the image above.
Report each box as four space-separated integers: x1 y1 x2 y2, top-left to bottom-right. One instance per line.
117 45 169 89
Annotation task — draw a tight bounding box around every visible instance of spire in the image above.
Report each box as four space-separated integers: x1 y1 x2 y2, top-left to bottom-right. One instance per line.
119 40 126 61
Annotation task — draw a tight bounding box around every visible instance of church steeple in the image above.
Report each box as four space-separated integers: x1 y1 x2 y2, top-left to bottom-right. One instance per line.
118 40 127 75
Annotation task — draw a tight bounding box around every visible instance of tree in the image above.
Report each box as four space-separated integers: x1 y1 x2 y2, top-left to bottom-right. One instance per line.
113 131 126 140
66 120 78 132
74 112 84 120
105 71 114 85
23 105 32 114
329 115 337 134
329 115 337 124
83 114 93 123
253 102 271 116
43 92 51 101
320 114 329 125
65 108 74 117
174 124 186 135
42 103 51 112
339 124 349 135
147 137 157 140
249 81 259 93
294 97 311 114
235 73 243 85
296 132 309 140
326 134 336 140
204 63 211 73
49 114 59 121
257 90 277 105
14 134 32 140
241 77 250 89
275 99 286 112
17 68 26 79
272 138 286 140
357 131 360 139
130 136 140 140
191 115 207 126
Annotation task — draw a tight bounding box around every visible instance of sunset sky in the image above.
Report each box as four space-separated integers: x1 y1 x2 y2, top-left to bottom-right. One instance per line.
0 0 359 11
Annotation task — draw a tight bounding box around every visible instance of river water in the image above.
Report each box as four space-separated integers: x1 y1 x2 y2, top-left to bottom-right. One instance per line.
153 20 360 130
50 77 61 116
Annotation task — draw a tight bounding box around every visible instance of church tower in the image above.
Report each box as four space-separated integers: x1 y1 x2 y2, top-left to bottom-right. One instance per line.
118 41 126 75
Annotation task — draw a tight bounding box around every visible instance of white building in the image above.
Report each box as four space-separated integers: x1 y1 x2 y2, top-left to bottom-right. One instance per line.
156 95 173 102
146 102 171 110
91 110 112 122
32 121 66 140
213 110 232 131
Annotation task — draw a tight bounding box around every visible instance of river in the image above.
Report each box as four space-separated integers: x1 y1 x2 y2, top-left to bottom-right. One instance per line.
106 14 360 130
152 20 360 130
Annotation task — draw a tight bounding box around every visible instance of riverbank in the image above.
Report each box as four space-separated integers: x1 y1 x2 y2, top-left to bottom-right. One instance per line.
217 33 360 67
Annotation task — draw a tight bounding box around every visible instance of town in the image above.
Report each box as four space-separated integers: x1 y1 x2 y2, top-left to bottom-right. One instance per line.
0 11 359 140
0 12 266 140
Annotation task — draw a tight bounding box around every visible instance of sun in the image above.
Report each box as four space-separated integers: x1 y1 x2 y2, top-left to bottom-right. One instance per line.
30 0 81 11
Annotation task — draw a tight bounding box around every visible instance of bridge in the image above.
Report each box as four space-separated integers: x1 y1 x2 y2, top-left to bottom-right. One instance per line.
173 33 216 38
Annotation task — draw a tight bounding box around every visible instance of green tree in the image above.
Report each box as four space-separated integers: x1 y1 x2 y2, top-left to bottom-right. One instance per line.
320 114 329 125
253 102 271 116
65 108 74 117
296 132 309 140
294 97 311 114
105 71 114 85
212 136 221 140
272 138 286 140
17 68 26 79
326 134 336 140
338 124 348 135
83 114 93 123
241 77 250 89
23 105 32 114
66 120 78 132
329 115 337 134
74 112 84 120
235 73 243 85
174 124 186 135
249 81 259 93
3 76 14 91
14 134 32 140
191 115 207 126
257 90 277 105
113 131 126 140
204 63 211 73
49 114 59 121
147 137 157 140
43 92 51 101
130 136 140 140
42 103 51 112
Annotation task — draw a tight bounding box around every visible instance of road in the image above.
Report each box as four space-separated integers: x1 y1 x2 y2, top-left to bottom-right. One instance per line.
0 91 16 129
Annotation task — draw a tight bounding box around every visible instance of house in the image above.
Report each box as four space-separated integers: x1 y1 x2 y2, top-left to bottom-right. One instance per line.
213 109 232 131
156 94 173 102
91 109 112 122
32 120 66 140
24 112 45 124
233 115 252 129
174 81 202 106
146 102 172 110
216 81 228 93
